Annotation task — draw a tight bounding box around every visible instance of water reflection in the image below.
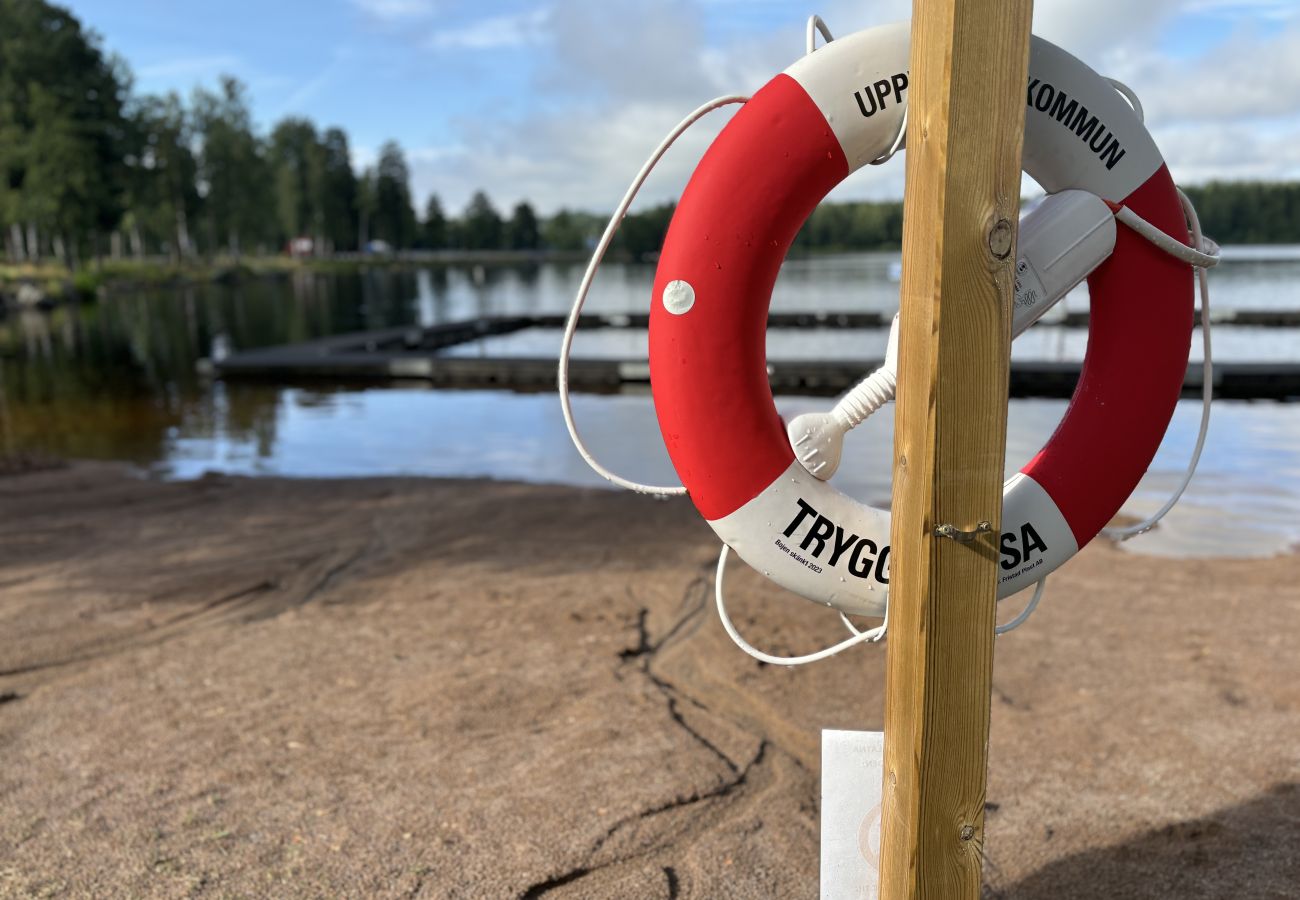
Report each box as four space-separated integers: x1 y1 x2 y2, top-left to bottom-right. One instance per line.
2 254 1298 559
155 387 1300 559
444 324 1300 362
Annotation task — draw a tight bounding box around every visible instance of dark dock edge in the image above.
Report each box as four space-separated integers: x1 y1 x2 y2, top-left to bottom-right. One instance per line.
203 313 1300 400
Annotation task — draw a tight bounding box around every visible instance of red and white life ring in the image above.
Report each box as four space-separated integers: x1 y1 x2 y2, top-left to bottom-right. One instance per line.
648 22 1194 618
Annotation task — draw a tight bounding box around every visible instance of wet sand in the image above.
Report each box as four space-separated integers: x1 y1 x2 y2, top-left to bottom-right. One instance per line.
1 462 1296 898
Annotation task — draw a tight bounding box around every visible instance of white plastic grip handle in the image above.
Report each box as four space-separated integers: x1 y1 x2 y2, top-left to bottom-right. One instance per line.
1012 189 1116 336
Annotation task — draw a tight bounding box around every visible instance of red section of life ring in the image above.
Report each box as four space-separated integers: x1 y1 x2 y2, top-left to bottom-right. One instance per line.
650 74 846 521
1024 166 1192 544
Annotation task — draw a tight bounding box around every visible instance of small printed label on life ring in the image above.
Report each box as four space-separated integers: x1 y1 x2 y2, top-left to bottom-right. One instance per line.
662 279 696 315
1014 257 1047 312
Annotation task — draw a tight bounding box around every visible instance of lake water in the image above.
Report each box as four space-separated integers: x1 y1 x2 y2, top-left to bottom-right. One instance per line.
2 249 1299 559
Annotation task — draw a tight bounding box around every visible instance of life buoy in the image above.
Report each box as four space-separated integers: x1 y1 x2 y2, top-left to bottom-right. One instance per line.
648 22 1194 617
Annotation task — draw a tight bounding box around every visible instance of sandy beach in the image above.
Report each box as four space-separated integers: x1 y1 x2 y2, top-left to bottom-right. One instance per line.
0 462 1297 898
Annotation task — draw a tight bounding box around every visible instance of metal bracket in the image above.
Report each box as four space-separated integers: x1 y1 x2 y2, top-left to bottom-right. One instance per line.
934 521 992 543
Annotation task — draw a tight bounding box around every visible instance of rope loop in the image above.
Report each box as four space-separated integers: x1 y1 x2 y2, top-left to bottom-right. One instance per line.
806 15 834 55
558 94 748 496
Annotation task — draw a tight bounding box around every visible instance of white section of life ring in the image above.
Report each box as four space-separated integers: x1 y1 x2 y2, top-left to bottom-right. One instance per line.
710 463 1077 618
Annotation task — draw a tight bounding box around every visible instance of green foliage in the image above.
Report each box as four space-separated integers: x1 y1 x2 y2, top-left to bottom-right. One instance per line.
71 268 101 299
459 191 503 251
793 200 905 251
126 93 201 260
268 118 322 245
613 202 673 260
1182 181 1300 244
538 199 894 259
507 202 540 251
193 77 267 257
541 209 603 253
421 194 447 249
355 168 376 249
1 0 1297 268
371 141 417 249
319 128 358 252
0 0 128 263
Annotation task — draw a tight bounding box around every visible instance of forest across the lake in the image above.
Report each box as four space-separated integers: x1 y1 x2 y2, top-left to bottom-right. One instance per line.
1 0 1298 273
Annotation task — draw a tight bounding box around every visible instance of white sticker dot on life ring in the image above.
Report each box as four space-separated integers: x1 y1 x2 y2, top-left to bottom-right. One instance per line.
662 279 696 315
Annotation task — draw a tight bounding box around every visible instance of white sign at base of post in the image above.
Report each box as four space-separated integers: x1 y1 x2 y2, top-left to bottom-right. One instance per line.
821 729 884 899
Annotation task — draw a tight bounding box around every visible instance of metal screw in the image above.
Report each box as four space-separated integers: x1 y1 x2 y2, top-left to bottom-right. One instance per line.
934 521 992 543
988 218 1014 259
960 824 976 841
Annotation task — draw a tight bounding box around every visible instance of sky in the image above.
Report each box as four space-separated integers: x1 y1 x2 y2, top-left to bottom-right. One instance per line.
63 0 1300 216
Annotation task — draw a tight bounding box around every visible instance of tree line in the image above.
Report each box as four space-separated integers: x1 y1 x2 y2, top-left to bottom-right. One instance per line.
1180 182 1300 245
0 2 1294 271
0 1 561 265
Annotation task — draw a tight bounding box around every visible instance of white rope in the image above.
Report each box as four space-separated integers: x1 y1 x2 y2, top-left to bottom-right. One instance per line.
806 15 834 54
870 105 907 166
1106 77 1145 123
805 13 904 164
1103 187 1217 540
836 576 1046 638
715 539 1048 666
714 544 887 665
1112 199 1220 269
994 577 1047 635
558 94 749 496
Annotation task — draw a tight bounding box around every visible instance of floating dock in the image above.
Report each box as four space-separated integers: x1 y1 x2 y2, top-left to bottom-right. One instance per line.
206 313 1300 400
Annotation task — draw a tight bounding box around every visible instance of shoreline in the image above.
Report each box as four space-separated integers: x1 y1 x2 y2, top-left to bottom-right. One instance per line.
0 252 593 307
4 240 1298 307
1 462 1296 897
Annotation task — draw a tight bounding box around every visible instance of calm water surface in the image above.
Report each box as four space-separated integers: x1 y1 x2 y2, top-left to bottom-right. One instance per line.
3 250 1298 558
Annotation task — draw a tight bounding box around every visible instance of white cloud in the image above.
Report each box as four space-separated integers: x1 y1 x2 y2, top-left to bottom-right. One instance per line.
540 0 715 102
1108 24 1300 123
137 54 243 81
1150 122 1300 181
350 143 378 174
348 0 437 24
1185 0 1298 21
407 0 1300 214
267 47 351 117
278 66 338 114
408 0 738 213
426 9 549 51
1031 0 1185 60
798 0 1184 60
409 99 737 214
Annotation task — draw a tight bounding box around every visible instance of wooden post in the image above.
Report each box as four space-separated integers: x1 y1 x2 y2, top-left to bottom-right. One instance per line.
879 1 1034 897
